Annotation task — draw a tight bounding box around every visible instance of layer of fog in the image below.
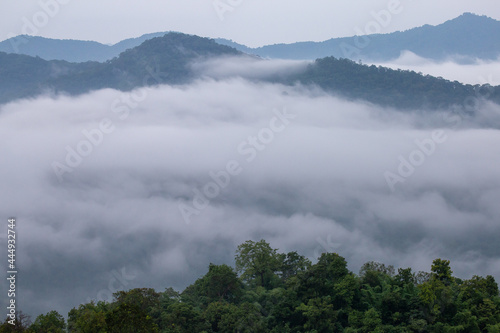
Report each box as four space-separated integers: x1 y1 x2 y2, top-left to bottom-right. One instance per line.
371 51 500 85
1 74 500 318
191 56 311 80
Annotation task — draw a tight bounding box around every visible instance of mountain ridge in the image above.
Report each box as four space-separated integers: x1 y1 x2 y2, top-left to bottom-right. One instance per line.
217 12 500 61
1 13 499 63
0 31 171 63
0 33 242 104
1 30 499 110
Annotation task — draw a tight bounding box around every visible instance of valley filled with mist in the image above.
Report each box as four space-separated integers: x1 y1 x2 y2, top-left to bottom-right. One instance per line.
1 8 500 332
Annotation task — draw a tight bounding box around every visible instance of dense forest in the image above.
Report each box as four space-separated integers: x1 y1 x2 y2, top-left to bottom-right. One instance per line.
286 57 500 110
1 32 500 111
3 240 499 332
0 33 241 105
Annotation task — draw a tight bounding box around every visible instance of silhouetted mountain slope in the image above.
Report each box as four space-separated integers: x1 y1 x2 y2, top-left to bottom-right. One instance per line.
286 57 500 109
55 33 242 94
1 32 499 111
0 52 81 103
217 13 500 61
110 31 172 56
0 32 171 62
213 39 254 54
1 13 498 63
0 33 241 104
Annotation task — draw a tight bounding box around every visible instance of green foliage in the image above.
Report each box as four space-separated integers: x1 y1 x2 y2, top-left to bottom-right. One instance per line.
203 301 266 332
105 303 158 333
487 323 500 333
296 296 336 332
360 261 395 278
235 239 281 289
432 259 454 285
362 308 383 332
297 252 350 301
162 302 207 332
279 251 311 281
9 242 500 332
112 288 162 325
28 311 65 333
395 267 417 287
182 263 243 308
67 301 108 333
0 313 31 333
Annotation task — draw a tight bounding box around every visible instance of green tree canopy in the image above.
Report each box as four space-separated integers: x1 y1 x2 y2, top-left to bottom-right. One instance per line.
235 239 281 288
28 311 65 333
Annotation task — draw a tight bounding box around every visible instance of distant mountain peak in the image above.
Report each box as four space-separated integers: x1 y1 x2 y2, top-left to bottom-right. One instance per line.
217 12 500 61
447 12 497 23
460 12 489 18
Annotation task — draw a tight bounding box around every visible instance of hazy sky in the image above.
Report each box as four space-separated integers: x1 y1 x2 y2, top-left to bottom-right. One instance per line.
1 0 500 46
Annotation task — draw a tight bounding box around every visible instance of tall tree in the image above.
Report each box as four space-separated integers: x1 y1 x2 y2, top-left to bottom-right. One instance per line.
235 240 281 288
199 264 242 304
0 312 31 333
279 251 311 281
431 259 453 285
67 301 108 333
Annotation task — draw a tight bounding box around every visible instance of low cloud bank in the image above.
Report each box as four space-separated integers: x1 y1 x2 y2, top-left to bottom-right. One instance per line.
372 51 500 85
1 75 500 318
191 56 310 80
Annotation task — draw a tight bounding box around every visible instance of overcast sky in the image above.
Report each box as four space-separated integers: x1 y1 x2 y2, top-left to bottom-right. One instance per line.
1 0 500 46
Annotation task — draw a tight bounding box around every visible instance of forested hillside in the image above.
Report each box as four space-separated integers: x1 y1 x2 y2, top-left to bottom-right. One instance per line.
0 32 171 62
286 57 500 109
3 240 499 332
1 32 500 111
0 33 241 105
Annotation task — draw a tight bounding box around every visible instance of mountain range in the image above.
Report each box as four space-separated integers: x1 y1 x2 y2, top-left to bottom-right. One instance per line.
216 12 500 61
1 13 499 63
0 31 171 63
1 13 500 110
0 33 240 104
